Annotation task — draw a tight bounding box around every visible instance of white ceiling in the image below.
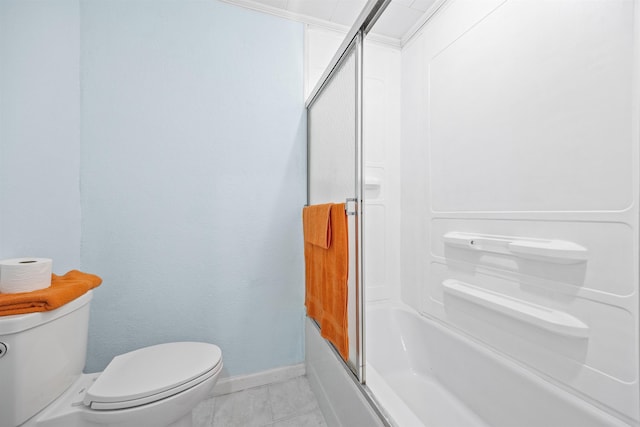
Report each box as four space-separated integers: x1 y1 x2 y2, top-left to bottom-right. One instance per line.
223 0 438 42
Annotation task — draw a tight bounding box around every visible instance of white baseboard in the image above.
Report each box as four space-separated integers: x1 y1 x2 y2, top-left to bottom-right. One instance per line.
212 363 306 397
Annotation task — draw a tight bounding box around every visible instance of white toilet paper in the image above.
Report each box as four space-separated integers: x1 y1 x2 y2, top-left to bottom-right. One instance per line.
0 258 52 294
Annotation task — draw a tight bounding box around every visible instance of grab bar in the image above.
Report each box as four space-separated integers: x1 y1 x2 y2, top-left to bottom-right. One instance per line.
442 279 589 338
443 232 588 264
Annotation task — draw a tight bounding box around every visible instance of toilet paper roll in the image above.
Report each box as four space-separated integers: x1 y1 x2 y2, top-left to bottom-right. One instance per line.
0 258 52 294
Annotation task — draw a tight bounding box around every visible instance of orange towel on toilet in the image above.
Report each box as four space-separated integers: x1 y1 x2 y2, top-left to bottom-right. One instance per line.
303 203 349 361
0 270 102 316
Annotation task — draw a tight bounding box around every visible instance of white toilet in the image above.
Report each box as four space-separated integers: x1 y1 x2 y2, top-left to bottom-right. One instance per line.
0 291 223 427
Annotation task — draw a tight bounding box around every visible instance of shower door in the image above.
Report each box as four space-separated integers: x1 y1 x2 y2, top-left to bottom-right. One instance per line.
307 32 364 380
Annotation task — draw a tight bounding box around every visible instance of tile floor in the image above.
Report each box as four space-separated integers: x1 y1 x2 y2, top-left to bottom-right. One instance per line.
193 376 328 427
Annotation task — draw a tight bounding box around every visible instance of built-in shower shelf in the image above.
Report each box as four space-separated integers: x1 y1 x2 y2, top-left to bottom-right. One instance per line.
364 176 381 190
443 232 588 264
443 280 589 338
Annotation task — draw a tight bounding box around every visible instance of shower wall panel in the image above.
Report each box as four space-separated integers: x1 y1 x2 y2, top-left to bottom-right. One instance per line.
401 0 639 423
362 42 401 303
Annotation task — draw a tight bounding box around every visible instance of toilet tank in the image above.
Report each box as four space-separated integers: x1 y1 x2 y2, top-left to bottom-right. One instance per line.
0 291 93 427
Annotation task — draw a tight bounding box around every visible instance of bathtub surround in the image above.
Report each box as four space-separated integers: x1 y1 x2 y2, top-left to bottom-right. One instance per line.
0 0 306 379
304 0 639 425
398 1 638 422
366 305 628 427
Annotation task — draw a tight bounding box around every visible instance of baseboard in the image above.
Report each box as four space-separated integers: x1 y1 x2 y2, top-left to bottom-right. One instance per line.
212 363 306 396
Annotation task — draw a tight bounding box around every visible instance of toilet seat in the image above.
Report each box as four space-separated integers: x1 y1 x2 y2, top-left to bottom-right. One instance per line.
83 342 222 410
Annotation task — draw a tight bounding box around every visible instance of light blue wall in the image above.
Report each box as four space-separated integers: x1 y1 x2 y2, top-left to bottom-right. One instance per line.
0 0 306 377
80 0 306 375
0 0 81 273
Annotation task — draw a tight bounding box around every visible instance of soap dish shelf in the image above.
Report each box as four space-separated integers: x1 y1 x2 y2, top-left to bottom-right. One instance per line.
443 279 589 338
443 232 588 264
364 176 381 190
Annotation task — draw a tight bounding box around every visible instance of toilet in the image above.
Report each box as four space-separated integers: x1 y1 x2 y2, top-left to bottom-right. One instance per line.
0 291 223 427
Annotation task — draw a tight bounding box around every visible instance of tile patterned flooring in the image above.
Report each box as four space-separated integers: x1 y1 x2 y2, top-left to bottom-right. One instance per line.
193 376 328 427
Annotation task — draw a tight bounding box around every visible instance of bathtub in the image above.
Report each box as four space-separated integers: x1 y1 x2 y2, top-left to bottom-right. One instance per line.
365 305 630 427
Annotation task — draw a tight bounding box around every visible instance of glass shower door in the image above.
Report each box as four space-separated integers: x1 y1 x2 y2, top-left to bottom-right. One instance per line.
307 33 364 379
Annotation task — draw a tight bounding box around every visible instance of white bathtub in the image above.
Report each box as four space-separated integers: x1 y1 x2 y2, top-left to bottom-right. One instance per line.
366 305 630 427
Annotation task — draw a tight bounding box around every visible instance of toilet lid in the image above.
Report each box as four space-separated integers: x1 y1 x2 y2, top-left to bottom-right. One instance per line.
84 342 222 410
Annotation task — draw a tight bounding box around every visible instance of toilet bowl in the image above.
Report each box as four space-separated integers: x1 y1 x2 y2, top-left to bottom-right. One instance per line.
28 342 223 427
0 291 223 427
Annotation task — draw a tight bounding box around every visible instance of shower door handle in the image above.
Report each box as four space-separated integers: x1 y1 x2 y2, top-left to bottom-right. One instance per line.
345 198 358 216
